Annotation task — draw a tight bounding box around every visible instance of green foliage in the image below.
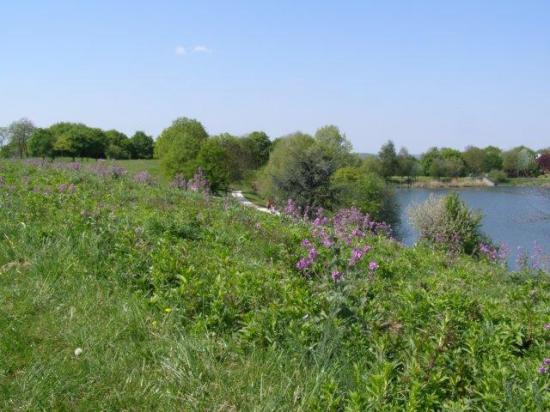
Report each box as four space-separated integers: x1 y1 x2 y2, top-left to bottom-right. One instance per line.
105 130 131 159
261 132 338 210
488 169 509 183
331 167 398 224
503 147 539 177
196 138 230 192
1 161 549 410
314 125 358 169
129 131 154 159
484 146 503 171
463 146 487 175
28 128 56 159
378 140 399 177
154 117 208 177
6 118 35 158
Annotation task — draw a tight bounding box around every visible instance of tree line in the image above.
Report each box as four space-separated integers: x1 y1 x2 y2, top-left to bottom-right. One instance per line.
0 118 154 160
373 141 549 181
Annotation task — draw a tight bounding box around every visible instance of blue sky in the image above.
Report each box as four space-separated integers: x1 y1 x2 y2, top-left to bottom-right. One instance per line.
1 0 548 152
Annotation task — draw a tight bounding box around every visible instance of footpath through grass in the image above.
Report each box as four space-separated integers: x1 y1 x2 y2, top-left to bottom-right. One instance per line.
1 160 550 410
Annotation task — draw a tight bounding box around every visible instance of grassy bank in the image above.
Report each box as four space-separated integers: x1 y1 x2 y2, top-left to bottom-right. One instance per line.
1 160 550 410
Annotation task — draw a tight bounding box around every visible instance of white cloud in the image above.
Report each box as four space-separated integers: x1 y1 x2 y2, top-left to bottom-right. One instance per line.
193 45 211 53
175 46 186 56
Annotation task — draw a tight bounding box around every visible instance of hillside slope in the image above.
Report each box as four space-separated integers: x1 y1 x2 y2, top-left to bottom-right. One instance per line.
1 161 549 410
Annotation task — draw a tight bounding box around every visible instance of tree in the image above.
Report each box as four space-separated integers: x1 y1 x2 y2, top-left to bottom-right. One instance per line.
260 132 337 211
331 167 397 224
155 117 208 177
420 147 441 175
483 146 503 172
396 147 419 178
130 131 154 159
502 146 538 177
195 138 231 192
105 130 131 159
211 133 245 182
7 118 35 158
378 140 399 178
28 128 57 159
241 131 271 169
463 146 487 176
314 125 358 168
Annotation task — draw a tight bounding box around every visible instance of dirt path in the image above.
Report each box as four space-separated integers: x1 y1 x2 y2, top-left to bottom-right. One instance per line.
231 191 280 215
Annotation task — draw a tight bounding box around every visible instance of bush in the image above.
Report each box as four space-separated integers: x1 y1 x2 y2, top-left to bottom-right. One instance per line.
408 192 485 254
487 169 509 183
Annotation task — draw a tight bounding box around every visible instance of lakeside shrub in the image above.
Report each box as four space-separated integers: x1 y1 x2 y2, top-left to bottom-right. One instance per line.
488 169 509 183
408 192 485 255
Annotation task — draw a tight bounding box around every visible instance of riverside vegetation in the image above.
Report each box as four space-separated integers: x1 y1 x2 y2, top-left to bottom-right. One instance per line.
1 159 550 410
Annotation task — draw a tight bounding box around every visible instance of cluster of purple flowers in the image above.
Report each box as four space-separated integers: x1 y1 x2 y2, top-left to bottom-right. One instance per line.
538 358 550 375
292 205 384 283
516 242 548 272
58 183 76 193
170 169 211 194
133 170 155 185
296 239 318 271
478 242 509 264
333 208 392 244
89 162 128 178
349 245 371 267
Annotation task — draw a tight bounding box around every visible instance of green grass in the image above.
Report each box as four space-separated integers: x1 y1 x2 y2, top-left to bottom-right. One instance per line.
1 160 550 410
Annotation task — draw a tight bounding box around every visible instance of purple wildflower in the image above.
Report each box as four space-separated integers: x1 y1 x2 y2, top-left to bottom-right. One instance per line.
296 258 312 271
331 270 343 282
544 323 550 330
134 170 154 185
544 358 550 366
538 366 547 375
368 261 379 272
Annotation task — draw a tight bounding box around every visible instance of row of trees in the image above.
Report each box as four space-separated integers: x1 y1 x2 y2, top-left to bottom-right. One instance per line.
372 141 549 180
154 117 272 191
152 119 397 223
0 118 154 160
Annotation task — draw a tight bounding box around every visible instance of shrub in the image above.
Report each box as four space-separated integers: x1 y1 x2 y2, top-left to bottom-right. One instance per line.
487 169 509 183
408 192 485 254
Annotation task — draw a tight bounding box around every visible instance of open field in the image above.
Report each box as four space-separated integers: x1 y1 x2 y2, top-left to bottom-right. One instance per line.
1 160 550 410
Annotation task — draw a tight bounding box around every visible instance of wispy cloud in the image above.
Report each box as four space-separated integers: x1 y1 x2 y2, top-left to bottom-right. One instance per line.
193 45 211 53
175 45 186 56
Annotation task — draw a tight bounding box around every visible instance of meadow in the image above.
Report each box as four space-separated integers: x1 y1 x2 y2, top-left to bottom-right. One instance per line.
1 159 550 410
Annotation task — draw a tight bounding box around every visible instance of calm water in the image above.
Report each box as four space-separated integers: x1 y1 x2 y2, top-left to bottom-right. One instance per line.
395 187 550 270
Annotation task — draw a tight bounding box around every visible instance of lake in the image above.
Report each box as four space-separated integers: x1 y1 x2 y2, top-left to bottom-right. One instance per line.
395 187 550 270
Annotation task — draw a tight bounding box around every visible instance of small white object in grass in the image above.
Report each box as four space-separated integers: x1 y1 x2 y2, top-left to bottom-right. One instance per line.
74 347 83 357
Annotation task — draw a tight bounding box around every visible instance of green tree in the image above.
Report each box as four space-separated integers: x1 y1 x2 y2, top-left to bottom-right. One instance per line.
331 167 397 224
261 133 337 210
195 138 230 192
129 131 154 159
463 146 487 176
28 128 57 159
211 133 245 182
420 147 441 175
241 131 272 169
378 140 399 178
483 146 503 172
7 118 35 158
155 117 208 177
314 125 358 168
396 147 419 178
105 130 131 159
